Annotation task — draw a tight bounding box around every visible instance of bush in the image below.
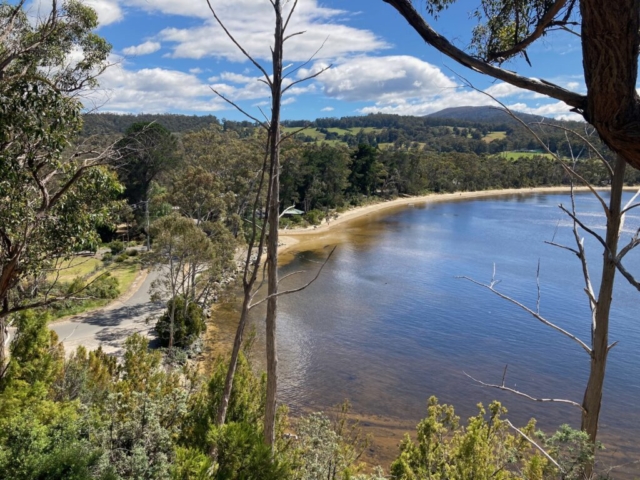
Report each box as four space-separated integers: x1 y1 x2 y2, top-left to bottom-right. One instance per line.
126 248 139 257
304 209 325 226
101 252 113 264
114 253 128 263
86 273 120 299
109 240 125 255
155 296 206 348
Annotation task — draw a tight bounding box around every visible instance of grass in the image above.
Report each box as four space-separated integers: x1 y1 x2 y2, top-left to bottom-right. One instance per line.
282 127 325 140
483 131 507 143
500 150 555 160
325 127 351 135
48 256 142 320
50 257 103 283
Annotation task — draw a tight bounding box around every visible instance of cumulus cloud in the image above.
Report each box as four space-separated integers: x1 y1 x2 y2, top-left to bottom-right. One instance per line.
321 106 334 112
315 56 457 104
86 56 226 113
84 0 123 26
122 41 161 56
85 57 320 113
304 55 579 119
506 101 580 120
149 0 388 62
27 0 122 26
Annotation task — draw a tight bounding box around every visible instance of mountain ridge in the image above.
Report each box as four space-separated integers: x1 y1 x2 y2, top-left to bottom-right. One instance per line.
426 105 550 124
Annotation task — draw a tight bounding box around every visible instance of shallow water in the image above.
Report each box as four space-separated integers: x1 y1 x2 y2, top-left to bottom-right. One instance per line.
218 192 640 471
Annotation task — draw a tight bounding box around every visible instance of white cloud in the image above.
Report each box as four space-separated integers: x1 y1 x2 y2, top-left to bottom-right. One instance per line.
86 56 227 113
315 56 457 104
506 101 580 120
84 0 123 26
28 0 122 26
150 0 387 62
301 56 582 119
321 106 334 112
122 41 161 56
189 68 203 74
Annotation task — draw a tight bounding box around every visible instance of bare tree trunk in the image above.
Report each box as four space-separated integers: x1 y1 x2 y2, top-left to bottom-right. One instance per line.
581 156 626 447
264 0 283 449
215 292 252 428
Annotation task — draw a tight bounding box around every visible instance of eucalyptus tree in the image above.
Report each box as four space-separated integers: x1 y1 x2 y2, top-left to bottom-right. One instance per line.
116 122 179 249
382 0 640 173
0 0 119 376
178 126 265 238
149 213 217 351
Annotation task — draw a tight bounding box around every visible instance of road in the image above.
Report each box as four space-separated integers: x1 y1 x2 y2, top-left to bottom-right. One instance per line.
51 269 164 355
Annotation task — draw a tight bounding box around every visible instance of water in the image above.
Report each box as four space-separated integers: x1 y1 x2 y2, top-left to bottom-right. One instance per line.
232 192 640 469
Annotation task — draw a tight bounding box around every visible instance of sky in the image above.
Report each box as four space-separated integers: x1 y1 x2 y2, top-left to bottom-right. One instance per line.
29 0 586 121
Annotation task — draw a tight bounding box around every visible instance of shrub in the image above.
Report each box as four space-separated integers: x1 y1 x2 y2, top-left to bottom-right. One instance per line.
126 248 139 257
101 252 113 264
155 296 206 348
109 240 125 255
304 209 325 226
86 273 120 299
114 253 128 263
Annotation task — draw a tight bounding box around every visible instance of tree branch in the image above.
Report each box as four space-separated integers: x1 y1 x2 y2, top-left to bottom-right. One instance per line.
464 369 585 412
210 87 269 130
458 275 592 355
486 0 568 63
504 420 566 473
381 0 585 109
249 246 335 309
205 0 272 86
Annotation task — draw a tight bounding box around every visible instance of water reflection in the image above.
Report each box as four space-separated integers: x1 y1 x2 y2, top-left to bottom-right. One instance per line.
214 192 640 471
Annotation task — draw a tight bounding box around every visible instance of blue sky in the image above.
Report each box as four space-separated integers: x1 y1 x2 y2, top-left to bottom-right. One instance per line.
33 0 585 121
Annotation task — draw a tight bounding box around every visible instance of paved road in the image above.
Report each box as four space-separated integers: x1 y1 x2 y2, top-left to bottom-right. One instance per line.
51 269 164 356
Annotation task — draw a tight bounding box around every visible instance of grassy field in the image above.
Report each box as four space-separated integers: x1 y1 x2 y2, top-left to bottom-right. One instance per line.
500 150 555 160
282 127 325 140
48 255 142 320
483 131 507 143
52 257 103 283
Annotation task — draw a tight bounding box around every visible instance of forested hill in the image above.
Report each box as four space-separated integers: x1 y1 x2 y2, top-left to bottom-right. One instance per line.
82 106 554 137
81 113 253 136
82 108 582 155
426 106 546 124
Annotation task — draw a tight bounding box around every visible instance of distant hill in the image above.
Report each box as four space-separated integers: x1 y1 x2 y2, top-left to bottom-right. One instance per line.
427 106 548 124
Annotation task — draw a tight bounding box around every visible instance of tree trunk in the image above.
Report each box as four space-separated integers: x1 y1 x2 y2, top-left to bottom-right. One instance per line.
580 0 640 172
215 289 252 427
581 156 626 474
264 0 283 449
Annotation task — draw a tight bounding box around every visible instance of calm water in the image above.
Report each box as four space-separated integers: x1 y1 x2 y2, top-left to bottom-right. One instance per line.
260 193 640 459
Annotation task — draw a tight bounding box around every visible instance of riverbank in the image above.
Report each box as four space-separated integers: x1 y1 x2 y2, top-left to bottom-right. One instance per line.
278 186 629 258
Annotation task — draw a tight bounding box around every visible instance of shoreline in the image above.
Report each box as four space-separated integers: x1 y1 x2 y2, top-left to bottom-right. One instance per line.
278 186 635 257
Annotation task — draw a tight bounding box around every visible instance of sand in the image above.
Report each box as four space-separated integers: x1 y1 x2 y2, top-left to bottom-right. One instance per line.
278 186 632 257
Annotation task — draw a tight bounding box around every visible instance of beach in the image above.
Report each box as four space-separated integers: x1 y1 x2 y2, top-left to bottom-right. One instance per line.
278 186 630 258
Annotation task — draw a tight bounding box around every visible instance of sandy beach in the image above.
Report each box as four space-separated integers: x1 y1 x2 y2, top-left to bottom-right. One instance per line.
278 186 631 257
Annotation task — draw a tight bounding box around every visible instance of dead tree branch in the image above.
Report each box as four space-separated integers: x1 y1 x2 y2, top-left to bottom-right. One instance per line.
458 274 592 355
465 368 585 412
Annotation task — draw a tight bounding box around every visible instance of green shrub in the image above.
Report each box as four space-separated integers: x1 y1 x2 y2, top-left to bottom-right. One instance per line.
304 209 325 226
126 248 139 257
155 296 206 348
102 252 113 264
109 240 125 255
114 253 128 263
86 273 120 299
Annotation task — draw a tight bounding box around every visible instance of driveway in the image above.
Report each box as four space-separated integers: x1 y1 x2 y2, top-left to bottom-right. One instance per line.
51 269 165 356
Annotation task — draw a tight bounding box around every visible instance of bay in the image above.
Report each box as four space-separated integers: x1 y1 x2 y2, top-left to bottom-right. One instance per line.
270 192 640 469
